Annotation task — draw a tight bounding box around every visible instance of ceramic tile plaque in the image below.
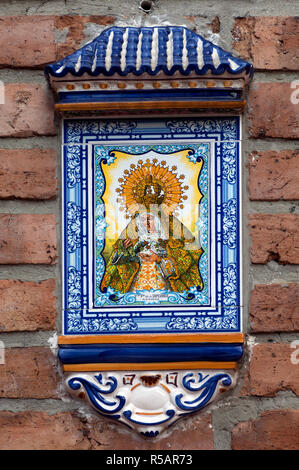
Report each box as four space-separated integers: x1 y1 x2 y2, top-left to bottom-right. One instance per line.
62 117 241 335
45 25 253 437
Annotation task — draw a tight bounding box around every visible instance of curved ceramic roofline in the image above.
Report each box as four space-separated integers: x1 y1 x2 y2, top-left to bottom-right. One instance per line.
45 25 253 82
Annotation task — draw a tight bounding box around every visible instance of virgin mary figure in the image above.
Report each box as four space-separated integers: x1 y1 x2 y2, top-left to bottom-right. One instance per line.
100 157 204 295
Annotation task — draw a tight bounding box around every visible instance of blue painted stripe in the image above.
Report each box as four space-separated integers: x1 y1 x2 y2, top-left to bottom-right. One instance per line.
58 89 243 104
58 343 243 364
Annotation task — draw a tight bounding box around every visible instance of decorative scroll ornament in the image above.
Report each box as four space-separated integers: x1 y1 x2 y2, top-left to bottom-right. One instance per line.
65 369 236 437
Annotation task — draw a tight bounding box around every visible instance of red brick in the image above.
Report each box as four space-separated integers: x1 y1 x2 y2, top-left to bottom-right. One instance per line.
249 213 299 264
184 15 221 34
0 84 55 138
0 410 213 450
0 411 92 450
250 283 299 332
0 149 57 200
232 410 299 450
233 17 299 70
0 279 57 332
90 413 214 450
0 16 56 68
54 15 115 60
207 17 220 34
249 150 299 200
0 347 59 398
0 15 115 68
241 343 299 397
248 83 299 139
0 214 57 265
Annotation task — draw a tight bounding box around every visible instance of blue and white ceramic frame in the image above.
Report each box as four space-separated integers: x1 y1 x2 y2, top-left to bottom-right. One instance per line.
45 23 254 439
62 116 242 335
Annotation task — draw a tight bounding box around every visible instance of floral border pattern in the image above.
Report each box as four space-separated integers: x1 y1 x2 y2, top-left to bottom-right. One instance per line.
94 143 209 308
63 117 241 333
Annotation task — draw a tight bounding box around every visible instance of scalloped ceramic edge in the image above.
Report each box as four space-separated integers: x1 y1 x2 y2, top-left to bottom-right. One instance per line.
65 369 236 437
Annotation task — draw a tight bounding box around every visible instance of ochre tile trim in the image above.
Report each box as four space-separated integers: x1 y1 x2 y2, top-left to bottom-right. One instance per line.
58 333 244 345
63 361 239 372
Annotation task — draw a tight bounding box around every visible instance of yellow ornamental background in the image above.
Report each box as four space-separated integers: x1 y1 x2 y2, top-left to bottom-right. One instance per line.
100 148 203 259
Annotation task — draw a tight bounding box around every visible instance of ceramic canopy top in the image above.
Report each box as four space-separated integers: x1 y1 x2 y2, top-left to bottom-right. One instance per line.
45 25 253 81
45 26 253 114
50 27 249 437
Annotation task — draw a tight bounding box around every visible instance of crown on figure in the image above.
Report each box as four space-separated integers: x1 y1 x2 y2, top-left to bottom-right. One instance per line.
116 158 188 218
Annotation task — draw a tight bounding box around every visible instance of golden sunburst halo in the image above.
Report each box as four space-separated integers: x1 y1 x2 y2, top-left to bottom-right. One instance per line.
116 158 189 217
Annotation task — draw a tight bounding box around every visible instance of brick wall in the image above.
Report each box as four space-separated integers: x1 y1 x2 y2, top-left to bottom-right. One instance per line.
0 1 298 450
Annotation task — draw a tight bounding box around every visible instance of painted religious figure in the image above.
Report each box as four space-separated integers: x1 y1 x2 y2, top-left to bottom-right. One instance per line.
100 154 204 295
